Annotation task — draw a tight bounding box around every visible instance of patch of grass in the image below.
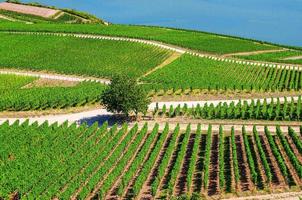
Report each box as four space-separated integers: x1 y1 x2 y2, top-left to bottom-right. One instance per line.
0 22 282 54
236 50 302 65
0 33 171 78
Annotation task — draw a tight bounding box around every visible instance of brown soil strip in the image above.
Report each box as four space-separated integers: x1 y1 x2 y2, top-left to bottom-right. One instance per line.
193 134 207 193
108 129 160 199
155 133 184 198
0 104 102 118
274 137 302 186
151 90 301 102
251 136 270 188
222 49 287 57
135 131 173 200
282 56 302 60
224 137 235 193
286 136 302 164
23 78 78 88
259 135 287 188
248 136 265 189
207 134 220 196
141 52 182 78
84 127 151 200
174 133 196 196
235 135 253 192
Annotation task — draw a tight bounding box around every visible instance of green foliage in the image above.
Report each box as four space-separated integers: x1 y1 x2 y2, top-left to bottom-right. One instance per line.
203 125 212 189
151 124 180 196
0 33 171 78
276 126 302 178
253 126 272 184
264 127 289 181
0 74 105 111
237 50 302 65
0 22 281 54
143 54 302 91
158 96 302 121
2 122 302 198
218 125 225 189
231 127 240 184
166 124 192 195
242 126 258 184
288 127 302 154
186 124 201 193
101 75 150 116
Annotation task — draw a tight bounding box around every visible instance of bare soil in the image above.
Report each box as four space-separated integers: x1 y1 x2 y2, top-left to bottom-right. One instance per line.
235 135 252 191
151 90 301 102
259 135 287 188
23 78 78 88
0 2 59 18
193 134 207 193
222 49 287 57
207 134 220 196
174 133 196 196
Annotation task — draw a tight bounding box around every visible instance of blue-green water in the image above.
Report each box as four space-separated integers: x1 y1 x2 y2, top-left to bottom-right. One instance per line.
4 0 302 47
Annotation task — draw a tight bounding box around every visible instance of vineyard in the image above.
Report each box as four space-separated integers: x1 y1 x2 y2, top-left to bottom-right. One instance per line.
0 22 283 54
1 122 302 199
142 54 302 91
1 4 302 200
153 96 302 121
0 32 171 78
0 74 106 111
237 50 302 65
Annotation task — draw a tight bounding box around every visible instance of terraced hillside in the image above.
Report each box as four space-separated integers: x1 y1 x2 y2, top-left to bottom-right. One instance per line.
0 3 301 200
1 122 302 199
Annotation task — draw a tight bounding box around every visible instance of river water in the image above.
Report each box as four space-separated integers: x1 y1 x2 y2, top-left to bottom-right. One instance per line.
4 0 302 47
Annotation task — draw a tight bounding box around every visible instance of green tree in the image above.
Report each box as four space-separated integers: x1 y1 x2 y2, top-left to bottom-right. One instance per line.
101 75 150 118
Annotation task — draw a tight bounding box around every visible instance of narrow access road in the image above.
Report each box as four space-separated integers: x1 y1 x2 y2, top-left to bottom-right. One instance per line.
0 96 300 126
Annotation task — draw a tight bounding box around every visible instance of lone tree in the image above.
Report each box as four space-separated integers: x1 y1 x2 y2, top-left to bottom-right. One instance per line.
101 75 150 118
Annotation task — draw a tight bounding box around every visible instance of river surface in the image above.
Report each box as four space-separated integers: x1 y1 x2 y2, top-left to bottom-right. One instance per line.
3 0 302 47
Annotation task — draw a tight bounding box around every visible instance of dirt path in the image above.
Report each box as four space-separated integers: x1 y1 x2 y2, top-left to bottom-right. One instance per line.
0 69 110 84
283 56 302 60
0 14 16 21
141 52 182 78
221 191 302 200
222 49 288 57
